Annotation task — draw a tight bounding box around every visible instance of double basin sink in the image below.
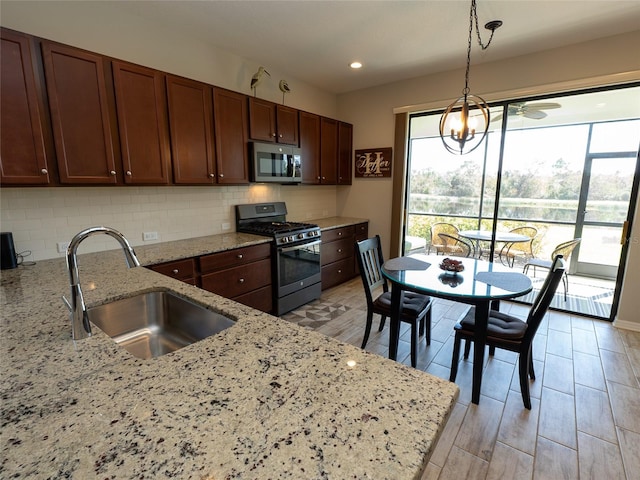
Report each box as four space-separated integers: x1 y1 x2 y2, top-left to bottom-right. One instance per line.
87 291 235 359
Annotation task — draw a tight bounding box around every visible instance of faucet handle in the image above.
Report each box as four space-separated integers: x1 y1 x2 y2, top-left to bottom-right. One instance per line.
62 295 72 312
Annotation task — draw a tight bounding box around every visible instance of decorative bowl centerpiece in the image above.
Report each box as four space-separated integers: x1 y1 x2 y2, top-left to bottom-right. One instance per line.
439 257 465 273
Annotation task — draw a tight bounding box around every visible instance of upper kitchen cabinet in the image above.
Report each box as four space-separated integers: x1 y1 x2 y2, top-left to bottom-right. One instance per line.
337 121 353 185
299 111 321 184
112 61 171 184
41 41 119 184
212 88 249 184
0 29 51 185
166 75 216 184
320 117 338 184
248 97 298 145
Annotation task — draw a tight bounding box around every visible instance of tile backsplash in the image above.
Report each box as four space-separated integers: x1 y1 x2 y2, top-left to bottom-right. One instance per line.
0 184 337 261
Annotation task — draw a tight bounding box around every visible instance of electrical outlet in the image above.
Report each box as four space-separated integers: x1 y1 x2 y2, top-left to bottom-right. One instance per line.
221 222 231 231
57 241 70 254
143 231 159 241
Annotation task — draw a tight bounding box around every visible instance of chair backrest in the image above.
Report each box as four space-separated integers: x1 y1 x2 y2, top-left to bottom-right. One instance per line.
355 235 387 306
508 226 537 254
522 255 566 343
438 233 471 257
552 238 581 260
430 223 459 245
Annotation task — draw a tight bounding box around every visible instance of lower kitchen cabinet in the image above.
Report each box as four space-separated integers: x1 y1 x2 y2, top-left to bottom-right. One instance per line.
321 222 369 290
149 258 196 285
321 225 356 290
199 243 272 313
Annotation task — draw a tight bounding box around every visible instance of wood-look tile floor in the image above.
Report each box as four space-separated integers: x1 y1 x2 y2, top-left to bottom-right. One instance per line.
281 278 640 480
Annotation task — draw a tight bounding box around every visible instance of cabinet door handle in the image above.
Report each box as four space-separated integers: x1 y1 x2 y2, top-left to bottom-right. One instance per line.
238 278 245 283
278 133 283 138
109 170 116 176
237 254 243 259
126 170 132 176
219 173 224 178
272 133 277 137
338 269 342 274
41 168 48 175
337 248 343 253
172 269 179 274
208 173 215 178
338 232 342 236
322 176 326 180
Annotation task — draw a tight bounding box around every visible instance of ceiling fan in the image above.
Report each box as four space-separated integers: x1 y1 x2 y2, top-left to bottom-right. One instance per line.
492 101 561 123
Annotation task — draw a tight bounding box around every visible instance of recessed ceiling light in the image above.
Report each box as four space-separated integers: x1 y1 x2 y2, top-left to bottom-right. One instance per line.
350 61 362 69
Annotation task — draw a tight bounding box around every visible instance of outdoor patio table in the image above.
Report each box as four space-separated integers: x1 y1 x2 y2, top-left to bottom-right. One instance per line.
381 254 532 405
459 229 531 259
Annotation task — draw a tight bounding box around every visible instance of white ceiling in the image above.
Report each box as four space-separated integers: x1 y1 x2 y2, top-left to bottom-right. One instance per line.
116 0 640 94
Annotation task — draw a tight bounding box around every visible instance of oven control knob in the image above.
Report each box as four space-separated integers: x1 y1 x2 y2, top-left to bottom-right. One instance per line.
298 233 305 239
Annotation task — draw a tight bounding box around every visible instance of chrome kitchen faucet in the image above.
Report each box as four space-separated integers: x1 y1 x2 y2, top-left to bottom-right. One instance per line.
63 226 140 340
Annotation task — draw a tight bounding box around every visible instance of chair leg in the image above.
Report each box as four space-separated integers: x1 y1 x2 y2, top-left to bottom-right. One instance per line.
361 311 374 349
519 350 533 410
450 333 461 382
410 322 418 368
528 349 536 380
489 345 496 356
562 272 568 301
425 309 432 346
419 317 425 337
463 339 472 359
378 315 386 331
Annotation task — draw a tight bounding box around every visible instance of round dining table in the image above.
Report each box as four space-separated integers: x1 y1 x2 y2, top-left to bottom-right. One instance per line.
381 254 533 405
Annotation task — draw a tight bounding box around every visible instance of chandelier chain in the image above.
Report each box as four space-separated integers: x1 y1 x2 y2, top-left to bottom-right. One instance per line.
465 0 498 94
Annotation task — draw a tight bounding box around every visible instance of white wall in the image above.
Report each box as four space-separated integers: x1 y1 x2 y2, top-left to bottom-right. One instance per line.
337 30 640 328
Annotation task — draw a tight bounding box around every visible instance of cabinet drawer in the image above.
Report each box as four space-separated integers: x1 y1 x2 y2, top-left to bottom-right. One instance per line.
321 237 353 266
233 285 273 313
201 258 271 297
322 225 354 243
149 258 195 281
322 258 354 290
354 222 369 241
200 243 270 273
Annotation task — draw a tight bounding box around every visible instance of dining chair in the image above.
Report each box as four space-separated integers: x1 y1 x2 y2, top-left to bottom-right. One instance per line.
524 238 580 301
499 226 537 267
449 255 566 409
355 235 432 368
428 223 459 254
437 233 472 257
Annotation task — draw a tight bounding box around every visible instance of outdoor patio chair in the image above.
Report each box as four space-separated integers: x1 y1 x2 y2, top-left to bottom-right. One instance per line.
500 226 538 267
523 238 581 301
428 223 460 254
437 233 472 257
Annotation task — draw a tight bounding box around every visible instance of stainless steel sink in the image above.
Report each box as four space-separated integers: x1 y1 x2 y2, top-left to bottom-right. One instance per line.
87 291 235 359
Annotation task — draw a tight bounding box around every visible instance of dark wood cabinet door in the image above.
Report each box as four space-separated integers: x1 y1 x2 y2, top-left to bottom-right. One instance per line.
112 61 170 184
299 111 321 184
320 117 338 184
42 41 118 184
337 121 353 185
166 75 216 184
212 88 249 184
248 97 276 142
1 29 50 185
276 105 299 145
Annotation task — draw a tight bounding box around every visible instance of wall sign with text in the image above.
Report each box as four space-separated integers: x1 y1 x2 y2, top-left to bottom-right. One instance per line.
354 147 392 178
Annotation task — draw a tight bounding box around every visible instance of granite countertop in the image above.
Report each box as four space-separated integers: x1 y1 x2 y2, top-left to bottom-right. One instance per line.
0 220 458 479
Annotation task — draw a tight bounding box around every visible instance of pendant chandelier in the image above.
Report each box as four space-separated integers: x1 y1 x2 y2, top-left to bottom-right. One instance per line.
439 0 502 155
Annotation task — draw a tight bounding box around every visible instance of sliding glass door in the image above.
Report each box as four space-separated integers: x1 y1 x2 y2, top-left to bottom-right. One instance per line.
405 84 640 319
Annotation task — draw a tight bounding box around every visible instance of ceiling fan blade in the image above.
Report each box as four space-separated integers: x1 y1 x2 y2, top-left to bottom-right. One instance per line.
527 102 561 110
523 110 547 120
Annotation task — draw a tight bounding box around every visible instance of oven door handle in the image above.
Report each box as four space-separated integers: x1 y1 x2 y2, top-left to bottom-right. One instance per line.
279 239 322 253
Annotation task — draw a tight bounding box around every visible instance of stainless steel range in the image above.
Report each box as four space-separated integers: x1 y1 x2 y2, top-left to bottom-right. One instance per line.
235 202 322 315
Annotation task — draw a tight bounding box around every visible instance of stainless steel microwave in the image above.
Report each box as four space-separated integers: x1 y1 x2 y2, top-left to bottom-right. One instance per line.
251 142 302 184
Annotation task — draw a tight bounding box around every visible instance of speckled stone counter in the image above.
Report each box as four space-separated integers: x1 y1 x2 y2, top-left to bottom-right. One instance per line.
1 228 458 479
